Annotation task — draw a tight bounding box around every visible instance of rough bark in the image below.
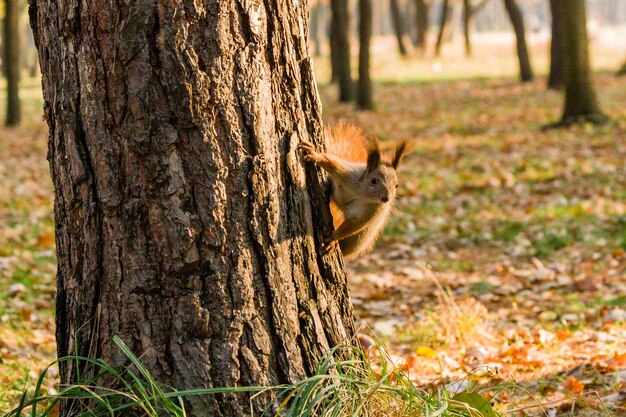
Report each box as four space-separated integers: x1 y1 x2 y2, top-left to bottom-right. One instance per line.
547 0 564 89
435 0 451 57
331 0 353 101
29 1 355 416
557 0 607 124
413 0 430 52
503 0 533 82
390 0 409 57
4 0 21 126
358 0 374 110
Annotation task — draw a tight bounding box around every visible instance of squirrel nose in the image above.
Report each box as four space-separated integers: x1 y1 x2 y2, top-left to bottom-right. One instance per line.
381 196 389 203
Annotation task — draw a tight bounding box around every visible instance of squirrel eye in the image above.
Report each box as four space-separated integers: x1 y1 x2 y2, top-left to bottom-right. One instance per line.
371 178 377 185
395 184 399 188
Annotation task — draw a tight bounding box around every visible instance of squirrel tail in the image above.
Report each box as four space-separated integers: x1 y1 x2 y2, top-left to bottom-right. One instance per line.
326 121 374 164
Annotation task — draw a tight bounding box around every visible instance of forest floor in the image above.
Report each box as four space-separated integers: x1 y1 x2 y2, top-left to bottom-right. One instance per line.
1 42 626 415
317 63 626 414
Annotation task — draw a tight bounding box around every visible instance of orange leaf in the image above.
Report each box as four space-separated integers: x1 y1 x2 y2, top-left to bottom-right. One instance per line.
563 375 584 394
608 352 626 369
556 330 572 341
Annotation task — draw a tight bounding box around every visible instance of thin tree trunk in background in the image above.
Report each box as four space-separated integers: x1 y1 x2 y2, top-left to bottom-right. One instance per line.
618 59 626 76
462 0 490 57
548 0 565 89
331 0 353 101
557 0 606 124
310 0 323 57
358 0 374 109
435 0 451 57
390 0 409 56
414 0 430 52
4 0 21 126
330 24 340 82
503 0 533 82
463 0 473 56
29 1 355 416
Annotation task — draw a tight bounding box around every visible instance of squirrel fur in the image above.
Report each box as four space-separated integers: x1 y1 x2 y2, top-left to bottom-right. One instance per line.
300 122 408 259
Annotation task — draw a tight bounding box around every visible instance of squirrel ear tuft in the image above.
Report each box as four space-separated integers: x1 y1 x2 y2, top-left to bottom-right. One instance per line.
392 141 409 169
364 135 381 173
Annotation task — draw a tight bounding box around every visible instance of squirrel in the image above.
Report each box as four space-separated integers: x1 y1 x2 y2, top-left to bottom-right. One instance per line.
300 123 408 259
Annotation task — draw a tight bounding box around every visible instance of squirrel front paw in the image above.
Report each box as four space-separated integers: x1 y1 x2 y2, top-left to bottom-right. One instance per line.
299 140 320 163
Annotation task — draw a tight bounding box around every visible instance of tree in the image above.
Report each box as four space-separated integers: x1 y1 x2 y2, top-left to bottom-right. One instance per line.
619 59 626 76
358 0 374 109
331 0 353 101
4 0 21 125
556 0 606 124
413 0 430 52
310 0 325 57
462 0 490 57
434 0 451 57
503 0 533 82
29 1 356 416
547 0 565 89
390 0 409 57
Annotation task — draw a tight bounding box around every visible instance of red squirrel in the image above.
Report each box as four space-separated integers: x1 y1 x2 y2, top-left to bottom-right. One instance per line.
300 123 408 259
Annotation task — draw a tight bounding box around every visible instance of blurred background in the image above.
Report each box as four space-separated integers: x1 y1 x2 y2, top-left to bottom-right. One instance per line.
1 0 626 414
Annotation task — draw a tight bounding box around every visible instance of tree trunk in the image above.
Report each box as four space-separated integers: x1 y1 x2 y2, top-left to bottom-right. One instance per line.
330 23 340 82
4 0 21 126
310 0 323 57
548 0 565 89
463 0 473 56
29 1 355 416
331 0 353 101
503 0 533 82
557 0 607 124
358 0 374 110
390 0 409 57
618 59 626 76
435 0 451 57
413 0 430 52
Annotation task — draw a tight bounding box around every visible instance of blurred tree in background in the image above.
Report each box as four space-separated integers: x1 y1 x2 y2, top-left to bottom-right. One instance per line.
503 0 533 82
330 0 353 101
558 0 607 124
4 0 21 125
358 0 373 109
547 0 564 89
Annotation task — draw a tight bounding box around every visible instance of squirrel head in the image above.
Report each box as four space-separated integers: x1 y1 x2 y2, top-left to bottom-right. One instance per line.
359 139 409 204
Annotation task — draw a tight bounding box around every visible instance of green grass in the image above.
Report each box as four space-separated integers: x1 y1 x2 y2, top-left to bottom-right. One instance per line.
3 337 504 417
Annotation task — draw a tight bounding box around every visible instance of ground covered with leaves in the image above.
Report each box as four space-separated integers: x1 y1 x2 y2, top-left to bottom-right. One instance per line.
319 68 626 415
1 42 626 415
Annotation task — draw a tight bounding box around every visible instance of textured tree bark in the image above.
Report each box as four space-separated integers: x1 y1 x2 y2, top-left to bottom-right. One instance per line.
557 0 606 124
547 0 564 89
413 0 429 52
390 0 409 57
358 0 373 110
4 0 21 126
434 0 451 57
330 0 353 101
29 1 355 416
503 0 533 82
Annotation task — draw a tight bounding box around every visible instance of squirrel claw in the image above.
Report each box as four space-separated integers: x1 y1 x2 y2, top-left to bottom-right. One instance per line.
299 140 318 161
322 239 338 255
